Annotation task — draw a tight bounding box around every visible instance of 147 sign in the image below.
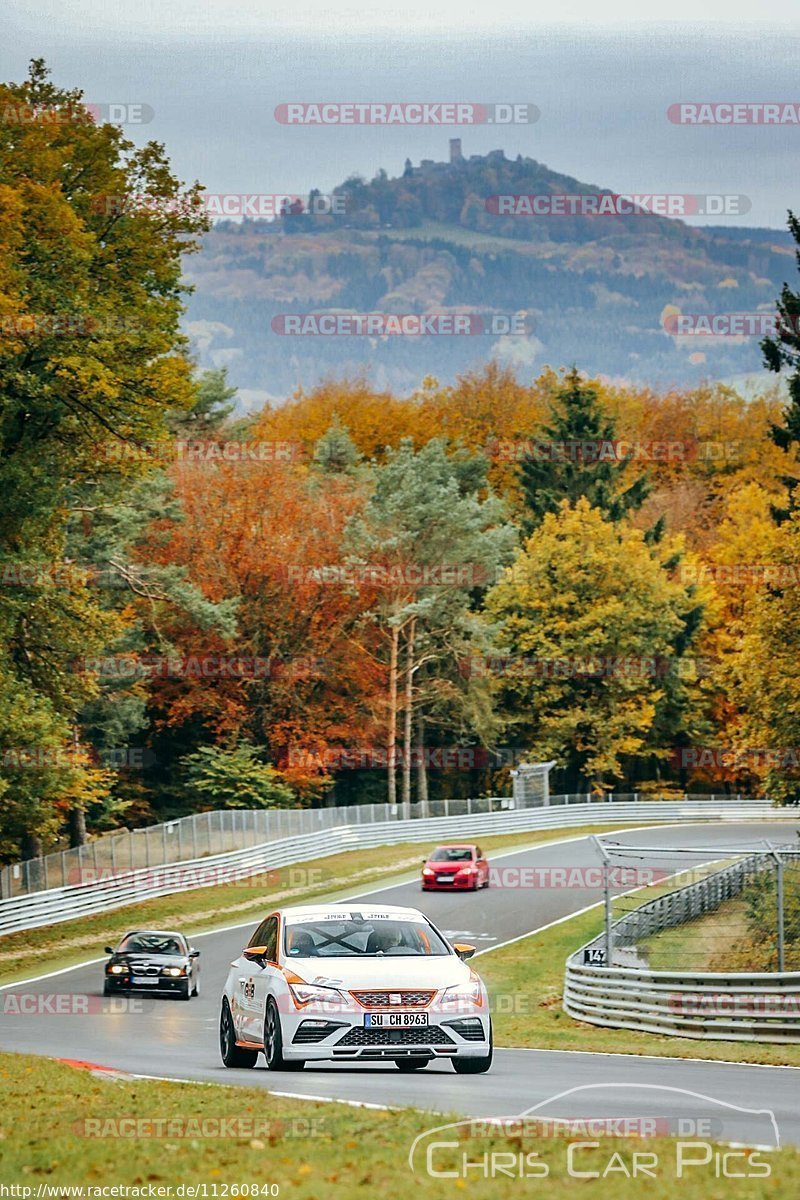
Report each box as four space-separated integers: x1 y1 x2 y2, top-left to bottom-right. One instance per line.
583 946 607 965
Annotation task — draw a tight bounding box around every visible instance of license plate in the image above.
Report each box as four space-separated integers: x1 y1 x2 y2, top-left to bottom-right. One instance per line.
364 1011 429 1028
132 976 159 985
437 875 454 883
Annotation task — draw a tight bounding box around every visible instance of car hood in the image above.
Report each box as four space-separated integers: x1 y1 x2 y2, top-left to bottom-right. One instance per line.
113 953 188 966
285 955 473 991
425 861 473 870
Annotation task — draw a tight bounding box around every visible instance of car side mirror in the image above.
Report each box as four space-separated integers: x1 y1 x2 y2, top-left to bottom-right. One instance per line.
453 943 476 961
189 949 200 959
104 946 115 955
242 946 268 964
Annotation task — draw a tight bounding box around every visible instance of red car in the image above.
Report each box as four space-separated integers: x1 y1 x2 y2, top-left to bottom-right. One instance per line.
421 844 490 891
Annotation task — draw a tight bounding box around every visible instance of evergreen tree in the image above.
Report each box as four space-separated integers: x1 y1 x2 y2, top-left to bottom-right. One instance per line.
761 210 800 523
519 368 650 531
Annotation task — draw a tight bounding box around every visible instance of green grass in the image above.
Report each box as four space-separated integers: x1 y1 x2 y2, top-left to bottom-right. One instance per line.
0 1052 796 1195
479 902 800 1067
0 824 624 984
641 897 752 972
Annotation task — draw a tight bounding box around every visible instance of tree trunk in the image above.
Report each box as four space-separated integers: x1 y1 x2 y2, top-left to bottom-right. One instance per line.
387 624 399 805
416 711 429 814
401 617 416 813
68 806 88 848
20 830 42 860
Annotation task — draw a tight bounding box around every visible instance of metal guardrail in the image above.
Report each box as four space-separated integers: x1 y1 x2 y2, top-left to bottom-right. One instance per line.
564 849 800 1043
0 797 786 937
0 789 761 900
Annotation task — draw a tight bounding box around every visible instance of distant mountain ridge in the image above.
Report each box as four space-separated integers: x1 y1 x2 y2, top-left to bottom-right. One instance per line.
183 145 794 402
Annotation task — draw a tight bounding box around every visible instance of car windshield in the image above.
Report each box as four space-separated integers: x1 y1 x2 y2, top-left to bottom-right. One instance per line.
118 934 185 956
284 918 451 957
430 847 473 862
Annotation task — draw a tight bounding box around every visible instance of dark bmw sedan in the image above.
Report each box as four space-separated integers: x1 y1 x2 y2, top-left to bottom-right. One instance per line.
103 930 200 1000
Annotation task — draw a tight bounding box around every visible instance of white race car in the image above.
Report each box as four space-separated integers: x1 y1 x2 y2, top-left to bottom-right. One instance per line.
219 903 492 1073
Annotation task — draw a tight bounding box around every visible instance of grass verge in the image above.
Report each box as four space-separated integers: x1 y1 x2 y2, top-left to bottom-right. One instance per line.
0 823 623 984
479 903 800 1067
0 1052 796 1195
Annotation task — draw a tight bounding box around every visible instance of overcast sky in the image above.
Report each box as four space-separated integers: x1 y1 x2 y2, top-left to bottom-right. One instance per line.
2 4 798 227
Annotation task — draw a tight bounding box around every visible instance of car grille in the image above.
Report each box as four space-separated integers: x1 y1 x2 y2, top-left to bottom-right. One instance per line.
336 1026 454 1047
350 989 435 1008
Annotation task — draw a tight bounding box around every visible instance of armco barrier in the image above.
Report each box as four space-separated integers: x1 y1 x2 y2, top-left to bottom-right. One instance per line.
564 847 800 1043
0 798 788 937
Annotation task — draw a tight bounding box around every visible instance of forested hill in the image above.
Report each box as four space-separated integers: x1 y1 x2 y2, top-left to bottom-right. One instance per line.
183 147 794 402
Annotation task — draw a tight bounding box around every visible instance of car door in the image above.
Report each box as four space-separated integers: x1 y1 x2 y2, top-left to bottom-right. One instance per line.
244 915 281 1043
475 846 488 885
236 917 275 1042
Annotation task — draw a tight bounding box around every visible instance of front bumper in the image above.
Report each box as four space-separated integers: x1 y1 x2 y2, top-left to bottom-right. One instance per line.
283 1009 491 1061
105 976 189 993
421 874 478 890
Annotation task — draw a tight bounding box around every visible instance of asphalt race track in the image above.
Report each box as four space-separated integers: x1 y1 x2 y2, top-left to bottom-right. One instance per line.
1 821 798 1145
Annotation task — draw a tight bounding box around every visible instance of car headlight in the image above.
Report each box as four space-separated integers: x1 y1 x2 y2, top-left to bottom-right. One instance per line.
288 982 345 1009
108 963 125 975
165 966 185 977
422 868 434 876
440 980 484 1011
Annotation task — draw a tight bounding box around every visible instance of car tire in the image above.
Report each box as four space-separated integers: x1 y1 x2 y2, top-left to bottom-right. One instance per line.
264 998 305 1071
220 999 258 1069
192 973 199 998
452 1022 493 1074
178 979 191 1000
103 980 112 996
395 1058 429 1071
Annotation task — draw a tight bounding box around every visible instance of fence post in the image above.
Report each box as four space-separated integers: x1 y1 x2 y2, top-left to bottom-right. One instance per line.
776 853 786 973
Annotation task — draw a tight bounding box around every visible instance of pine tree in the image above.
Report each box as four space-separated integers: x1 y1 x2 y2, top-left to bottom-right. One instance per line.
519 368 650 532
761 210 800 523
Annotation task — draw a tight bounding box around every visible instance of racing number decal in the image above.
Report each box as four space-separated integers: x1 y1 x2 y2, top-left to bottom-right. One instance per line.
244 978 256 1000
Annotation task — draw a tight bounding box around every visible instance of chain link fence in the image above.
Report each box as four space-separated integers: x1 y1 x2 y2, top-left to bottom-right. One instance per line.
594 838 800 972
0 786 760 900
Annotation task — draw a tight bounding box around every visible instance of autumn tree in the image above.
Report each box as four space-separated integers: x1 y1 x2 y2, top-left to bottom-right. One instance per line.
346 440 516 807
485 498 702 792
0 60 206 857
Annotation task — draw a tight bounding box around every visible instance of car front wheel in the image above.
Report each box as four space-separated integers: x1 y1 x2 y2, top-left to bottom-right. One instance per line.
452 1023 493 1074
264 998 305 1071
220 999 258 1068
